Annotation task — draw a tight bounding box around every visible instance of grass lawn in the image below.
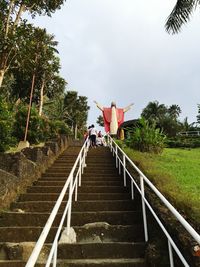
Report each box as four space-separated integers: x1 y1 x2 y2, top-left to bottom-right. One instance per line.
123 147 200 226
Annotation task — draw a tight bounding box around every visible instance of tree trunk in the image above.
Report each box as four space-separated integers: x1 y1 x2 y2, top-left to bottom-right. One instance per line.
0 69 6 88
39 79 45 116
24 73 36 142
75 124 78 139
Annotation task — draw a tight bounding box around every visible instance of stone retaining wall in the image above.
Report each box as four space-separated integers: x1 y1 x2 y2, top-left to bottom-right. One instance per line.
0 135 71 210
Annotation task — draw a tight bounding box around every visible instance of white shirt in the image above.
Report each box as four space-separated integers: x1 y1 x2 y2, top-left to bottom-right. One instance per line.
90 127 97 136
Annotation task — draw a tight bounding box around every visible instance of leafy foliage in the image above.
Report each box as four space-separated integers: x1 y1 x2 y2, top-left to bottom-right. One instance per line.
13 104 48 143
196 104 200 124
125 118 166 154
141 101 182 137
49 120 72 138
63 91 90 137
165 0 198 34
0 1 66 87
0 1 91 150
96 115 104 127
0 97 16 151
166 137 200 148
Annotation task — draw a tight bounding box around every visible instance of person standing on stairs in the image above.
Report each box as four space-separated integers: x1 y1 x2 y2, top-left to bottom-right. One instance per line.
90 124 97 147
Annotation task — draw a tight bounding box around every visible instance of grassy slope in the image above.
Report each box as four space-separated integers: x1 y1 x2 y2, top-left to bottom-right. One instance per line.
124 147 200 225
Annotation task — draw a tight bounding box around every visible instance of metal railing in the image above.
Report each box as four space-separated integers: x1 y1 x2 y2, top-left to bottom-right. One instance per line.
25 138 90 267
178 131 200 137
107 135 200 267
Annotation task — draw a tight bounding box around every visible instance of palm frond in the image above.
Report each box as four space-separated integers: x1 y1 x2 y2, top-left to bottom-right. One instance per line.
165 0 198 34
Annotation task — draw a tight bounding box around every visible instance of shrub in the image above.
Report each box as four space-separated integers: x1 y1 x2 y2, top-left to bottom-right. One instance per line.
0 98 16 152
13 104 48 144
166 137 200 148
48 120 72 138
125 118 166 154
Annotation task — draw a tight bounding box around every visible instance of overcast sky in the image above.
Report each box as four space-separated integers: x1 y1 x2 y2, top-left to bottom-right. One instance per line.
31 0 200 127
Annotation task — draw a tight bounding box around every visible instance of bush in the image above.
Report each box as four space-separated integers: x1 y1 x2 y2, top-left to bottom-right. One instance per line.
0 98 16 152
166 137 200 148
13 104 48 144
48 120 72 138
125 118 166 154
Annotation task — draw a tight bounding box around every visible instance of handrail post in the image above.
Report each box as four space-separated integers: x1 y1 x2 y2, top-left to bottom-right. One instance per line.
123 154 126 187
67 175 73 235
79 157 82 186
168 240 175 267
81 149 84 174
110 137 112 152
140 174 148 242
119 159 121 174
116 146 118 168
131 181 134 200
75 178 78 201
83 146 86 170
53 240 57 267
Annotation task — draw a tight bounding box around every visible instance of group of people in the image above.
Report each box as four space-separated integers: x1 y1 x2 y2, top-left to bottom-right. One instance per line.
85 125 105 147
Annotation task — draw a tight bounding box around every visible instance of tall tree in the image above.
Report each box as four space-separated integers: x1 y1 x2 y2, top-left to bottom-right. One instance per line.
9 27 66 108
141 101 167 122
0 0 66 87
168 104 182 120
165 0 198 34
64 91 90 138
141 101 182 137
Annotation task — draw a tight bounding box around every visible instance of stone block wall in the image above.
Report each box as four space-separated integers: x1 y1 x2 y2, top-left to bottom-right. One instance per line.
0 135 71 210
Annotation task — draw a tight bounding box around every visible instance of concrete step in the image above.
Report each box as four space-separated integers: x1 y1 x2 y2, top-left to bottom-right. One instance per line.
51 159 77 162
11 200 138 212
19 193 131 202
0 262 45 267
58 242 145 259
84 170 119 174
34 180 123 187
78 186 129 194
0 226 58 242
0 258 146 267
85 163 117 167
47 165 74 170
39 176 122 181
73 224 144 243
81 181 124 186
82 174 121 178
26 186 129 194
0 211 142 227
56 258 146 267
45 172 72 177
41 172 121 178
40 173 74 177
0 224 144 243
38 175 123 183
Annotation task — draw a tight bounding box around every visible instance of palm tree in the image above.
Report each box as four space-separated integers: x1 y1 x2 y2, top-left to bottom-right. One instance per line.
168 104 181 120
141 101 167 122
165 0 198 34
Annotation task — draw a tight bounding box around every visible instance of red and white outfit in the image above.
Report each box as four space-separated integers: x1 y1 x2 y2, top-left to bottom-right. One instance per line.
94 101 133 135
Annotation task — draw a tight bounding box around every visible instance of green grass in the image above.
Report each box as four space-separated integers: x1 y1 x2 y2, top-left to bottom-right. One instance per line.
123 147 200 225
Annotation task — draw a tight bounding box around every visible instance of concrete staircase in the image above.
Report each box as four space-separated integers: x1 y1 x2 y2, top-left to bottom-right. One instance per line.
0 146 146 267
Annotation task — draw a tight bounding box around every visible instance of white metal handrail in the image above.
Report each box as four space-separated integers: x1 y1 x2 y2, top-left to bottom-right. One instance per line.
107 135 200 267
25 138 90 267
178 131 200 136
